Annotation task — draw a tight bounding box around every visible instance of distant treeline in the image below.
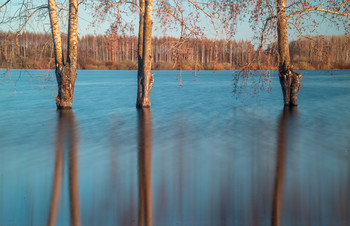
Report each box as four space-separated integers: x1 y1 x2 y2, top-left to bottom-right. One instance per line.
1 32 349 70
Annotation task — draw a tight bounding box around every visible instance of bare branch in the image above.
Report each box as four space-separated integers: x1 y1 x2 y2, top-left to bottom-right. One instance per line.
258 15 276 51
0 0 11 11
153 9 197 35
339 0 350 11
16 5 48 35
318 0 330 8
287 21 314 41
287 5 350 20
187 0 219 34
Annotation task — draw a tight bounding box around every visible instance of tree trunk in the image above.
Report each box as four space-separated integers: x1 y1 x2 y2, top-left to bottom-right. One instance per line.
48 0 63 66
229 41 232 65
277 0 302 106
48 0 78 109
137 0 145 107
137 0 154 108
55 65 77 109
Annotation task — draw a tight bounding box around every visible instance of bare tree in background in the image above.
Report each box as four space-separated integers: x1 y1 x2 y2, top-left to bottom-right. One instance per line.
244 0 350 106
0 0 49 89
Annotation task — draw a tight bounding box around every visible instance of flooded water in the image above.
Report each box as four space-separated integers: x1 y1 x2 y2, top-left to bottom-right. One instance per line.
0 69 350 226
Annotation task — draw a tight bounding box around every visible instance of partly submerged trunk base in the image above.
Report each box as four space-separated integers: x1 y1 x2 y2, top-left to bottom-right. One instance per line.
136 72 154 109
55 65 77 109
279 68 302 106
136 102 152 109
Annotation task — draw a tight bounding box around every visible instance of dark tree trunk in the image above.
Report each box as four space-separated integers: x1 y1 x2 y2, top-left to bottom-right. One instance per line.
278 69 302 106
55 64 77 109
277 0 302 106
137 0 145 107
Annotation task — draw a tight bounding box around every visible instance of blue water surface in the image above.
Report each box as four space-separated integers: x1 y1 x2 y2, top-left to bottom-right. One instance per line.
0 69 349 226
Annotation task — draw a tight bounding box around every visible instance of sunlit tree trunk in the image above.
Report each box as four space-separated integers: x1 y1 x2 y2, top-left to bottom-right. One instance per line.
276 0 302 106
48 0 63 68
201 42 205 65
136 0 154 108
48 0 78 109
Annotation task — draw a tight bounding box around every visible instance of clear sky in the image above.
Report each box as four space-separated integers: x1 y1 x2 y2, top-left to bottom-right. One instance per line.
1 1 346 43
76 5 346 42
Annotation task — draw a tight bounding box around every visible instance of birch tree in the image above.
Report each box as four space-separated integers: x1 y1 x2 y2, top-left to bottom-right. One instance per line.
90 0 241 108
1 0 80 109
246 0 350 106
137 0 154 108
136 0 239 107
49 0 79 109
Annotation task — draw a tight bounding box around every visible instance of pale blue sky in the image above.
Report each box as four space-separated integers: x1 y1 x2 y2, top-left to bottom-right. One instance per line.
76 6 346 41
1 1 346 44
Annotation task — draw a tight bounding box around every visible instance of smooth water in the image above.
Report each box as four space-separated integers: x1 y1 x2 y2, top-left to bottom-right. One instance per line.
0 69 350 226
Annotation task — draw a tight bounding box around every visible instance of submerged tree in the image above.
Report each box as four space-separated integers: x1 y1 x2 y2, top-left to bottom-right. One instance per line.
90 0 241 108
49 0 79 109
136 0 240 107
275 0 302 106
137 0 154 108
243 0 350 106
0 0 79 109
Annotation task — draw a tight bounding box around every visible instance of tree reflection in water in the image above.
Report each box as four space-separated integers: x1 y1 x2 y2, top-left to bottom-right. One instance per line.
48 109 81 226
137 108 153 226
272 106 298 226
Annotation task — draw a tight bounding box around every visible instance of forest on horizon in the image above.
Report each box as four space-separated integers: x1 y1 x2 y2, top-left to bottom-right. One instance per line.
1 32 349 71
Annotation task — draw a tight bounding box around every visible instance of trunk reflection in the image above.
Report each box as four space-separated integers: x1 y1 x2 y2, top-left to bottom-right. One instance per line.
272 106 298 226
48 109 81 226
137 109 153 226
